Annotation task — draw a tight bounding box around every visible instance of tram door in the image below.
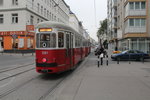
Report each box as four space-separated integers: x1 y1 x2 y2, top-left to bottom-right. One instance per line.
66 32 73 68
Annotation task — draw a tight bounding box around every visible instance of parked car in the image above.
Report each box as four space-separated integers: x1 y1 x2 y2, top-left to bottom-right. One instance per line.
113 50 121 54
111 50 150 61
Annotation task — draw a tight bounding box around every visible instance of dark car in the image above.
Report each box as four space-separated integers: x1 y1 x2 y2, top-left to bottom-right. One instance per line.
111 50 150 61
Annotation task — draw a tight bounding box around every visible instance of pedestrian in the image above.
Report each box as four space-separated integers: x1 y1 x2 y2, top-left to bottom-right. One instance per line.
95 46 105 66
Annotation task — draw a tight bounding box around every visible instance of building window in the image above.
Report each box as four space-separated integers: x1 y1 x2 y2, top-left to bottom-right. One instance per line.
44 8 46 17
41 6 43 15
37 3 40 13
30 16 34 25
129 18 146 27
52 14 53 21
37 18 40 23
50 12 51 20
47 10 49 18
12 0 18 5
135 2 140 9
0 0 3 6
141 2 146 9
129 19 134 26
135 19 140 26
12 13 18 24
0 14 4 24
129 2 134 9
141 19 146 26
32 0 34 9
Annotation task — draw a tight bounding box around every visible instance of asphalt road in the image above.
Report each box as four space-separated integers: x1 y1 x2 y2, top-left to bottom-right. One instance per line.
0 51 150 100
0 53 35 70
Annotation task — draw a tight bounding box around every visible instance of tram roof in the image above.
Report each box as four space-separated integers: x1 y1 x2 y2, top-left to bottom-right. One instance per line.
36 21 78 34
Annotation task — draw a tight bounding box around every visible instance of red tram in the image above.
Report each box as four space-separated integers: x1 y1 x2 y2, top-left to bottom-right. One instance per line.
35 21 91 74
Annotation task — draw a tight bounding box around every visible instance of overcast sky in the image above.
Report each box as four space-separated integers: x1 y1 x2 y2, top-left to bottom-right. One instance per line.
64 0 107 42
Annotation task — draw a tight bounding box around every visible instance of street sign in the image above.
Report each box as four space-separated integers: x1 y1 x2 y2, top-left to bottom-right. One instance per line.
12 34 17 39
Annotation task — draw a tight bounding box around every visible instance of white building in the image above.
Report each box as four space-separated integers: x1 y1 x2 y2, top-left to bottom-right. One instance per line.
0 0 70 50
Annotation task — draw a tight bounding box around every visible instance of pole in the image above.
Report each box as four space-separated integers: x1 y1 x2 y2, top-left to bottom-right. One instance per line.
98 55 99 67
106 55 108 66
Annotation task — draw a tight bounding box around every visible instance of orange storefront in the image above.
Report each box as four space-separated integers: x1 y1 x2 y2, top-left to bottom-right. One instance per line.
0 25 35 50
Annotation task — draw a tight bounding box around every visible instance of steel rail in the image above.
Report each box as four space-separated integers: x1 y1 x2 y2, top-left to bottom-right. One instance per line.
0 63 34 73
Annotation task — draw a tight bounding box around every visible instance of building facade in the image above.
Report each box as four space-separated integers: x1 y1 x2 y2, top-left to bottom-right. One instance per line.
108 0 150 53
0 0 70 50
107 0 118 50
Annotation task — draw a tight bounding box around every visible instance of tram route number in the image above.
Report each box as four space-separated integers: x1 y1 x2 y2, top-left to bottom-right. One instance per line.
42 51 48 55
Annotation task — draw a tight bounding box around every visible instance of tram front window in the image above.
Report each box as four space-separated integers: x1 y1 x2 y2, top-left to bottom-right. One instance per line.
37 33 56 48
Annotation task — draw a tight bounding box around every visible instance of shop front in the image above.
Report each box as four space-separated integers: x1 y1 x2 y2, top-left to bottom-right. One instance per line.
0 31 35 51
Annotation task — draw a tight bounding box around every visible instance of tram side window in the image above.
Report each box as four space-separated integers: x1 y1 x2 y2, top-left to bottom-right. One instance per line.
58 32 64 48
36 34 39 48
66 34 69 49
51 33 56 48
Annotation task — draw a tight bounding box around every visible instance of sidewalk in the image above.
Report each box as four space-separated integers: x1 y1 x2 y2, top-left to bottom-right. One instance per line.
46 52 150 100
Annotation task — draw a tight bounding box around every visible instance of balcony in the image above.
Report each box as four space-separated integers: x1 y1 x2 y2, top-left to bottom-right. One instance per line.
125 10 146 17
125 26 146 33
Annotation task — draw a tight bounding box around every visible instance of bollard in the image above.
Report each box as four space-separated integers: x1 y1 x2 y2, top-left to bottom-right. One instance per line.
106 55 108 66
22 53 24 56
97 56 99 67
142 55 144 63
117 58 119 64
100 53 104 65
129 54 131 64
101 58 103 65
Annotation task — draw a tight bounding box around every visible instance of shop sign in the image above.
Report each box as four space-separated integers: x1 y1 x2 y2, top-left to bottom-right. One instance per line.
26 25 35 32
0 31 25 36
12 34 17 39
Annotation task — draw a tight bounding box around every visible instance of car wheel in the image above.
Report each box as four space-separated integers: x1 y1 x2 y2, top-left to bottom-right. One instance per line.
140 57 144 61
116 57 120 61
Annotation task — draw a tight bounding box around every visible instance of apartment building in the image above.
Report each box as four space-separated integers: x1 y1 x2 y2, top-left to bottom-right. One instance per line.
107 0 118 50
0 0 70 50
108 0 150 53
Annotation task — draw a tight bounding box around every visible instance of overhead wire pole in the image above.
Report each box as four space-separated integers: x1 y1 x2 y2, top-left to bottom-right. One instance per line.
94 0 97 28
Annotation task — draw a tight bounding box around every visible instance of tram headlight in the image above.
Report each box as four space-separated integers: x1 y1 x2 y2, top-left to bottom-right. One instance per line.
42 58 47 63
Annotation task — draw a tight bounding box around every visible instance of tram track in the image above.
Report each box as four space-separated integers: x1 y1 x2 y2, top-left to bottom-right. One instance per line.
0 63 34 73
0 67 35 82
0 75 40 98
38 74 69 100
39 54 91 100
0 54 91 100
